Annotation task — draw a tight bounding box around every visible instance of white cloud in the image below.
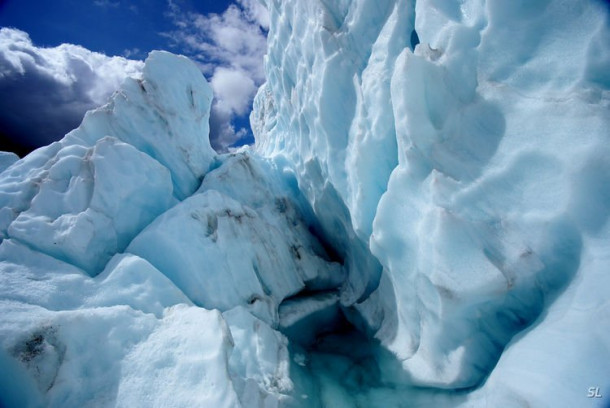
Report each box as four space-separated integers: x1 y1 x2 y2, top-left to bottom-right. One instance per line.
208 67 256 152
237 0 270 30
165 1 267 80
164 0 268 150
211 67 257 116
0 28 143 152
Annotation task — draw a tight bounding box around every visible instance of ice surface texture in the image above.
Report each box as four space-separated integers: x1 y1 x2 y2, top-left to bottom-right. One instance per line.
1 0 610 407
0 51 345 407
253 0 610 404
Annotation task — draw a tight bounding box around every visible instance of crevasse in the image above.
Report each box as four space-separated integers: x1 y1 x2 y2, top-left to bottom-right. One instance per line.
1 0 610 407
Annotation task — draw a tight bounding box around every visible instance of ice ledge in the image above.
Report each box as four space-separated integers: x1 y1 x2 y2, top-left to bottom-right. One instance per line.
64 50 217 200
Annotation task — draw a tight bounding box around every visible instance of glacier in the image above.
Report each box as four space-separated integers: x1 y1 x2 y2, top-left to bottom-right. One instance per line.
1 0 610 407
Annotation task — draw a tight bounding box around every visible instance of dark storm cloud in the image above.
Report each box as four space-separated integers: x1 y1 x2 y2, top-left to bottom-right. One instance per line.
0 28 143 155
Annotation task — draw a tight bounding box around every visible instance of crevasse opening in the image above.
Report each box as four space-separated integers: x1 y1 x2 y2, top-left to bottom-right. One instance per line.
0 0 609 406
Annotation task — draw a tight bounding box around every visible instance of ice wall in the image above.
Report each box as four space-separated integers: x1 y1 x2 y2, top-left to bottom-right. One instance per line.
253 0 610 399
0 0 609 406
0 51 345 407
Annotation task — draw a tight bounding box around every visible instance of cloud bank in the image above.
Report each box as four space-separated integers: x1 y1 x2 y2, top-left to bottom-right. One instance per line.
0 27 143 155
0 0 270 155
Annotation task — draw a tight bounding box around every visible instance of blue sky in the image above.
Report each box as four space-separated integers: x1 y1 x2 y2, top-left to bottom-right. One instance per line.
0 0 268 155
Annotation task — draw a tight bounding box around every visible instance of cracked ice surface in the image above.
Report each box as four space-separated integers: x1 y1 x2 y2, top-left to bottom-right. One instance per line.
1 0 610 407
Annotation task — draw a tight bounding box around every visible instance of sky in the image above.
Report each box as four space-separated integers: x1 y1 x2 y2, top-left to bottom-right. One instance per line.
0 0 269 156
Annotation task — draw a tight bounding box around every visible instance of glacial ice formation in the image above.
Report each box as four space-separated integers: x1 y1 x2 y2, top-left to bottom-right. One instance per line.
1 0 610 407
254 0 610 402
0 49 347 407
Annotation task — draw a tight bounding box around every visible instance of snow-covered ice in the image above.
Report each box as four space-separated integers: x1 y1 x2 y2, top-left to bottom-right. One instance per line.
1 0 610 407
